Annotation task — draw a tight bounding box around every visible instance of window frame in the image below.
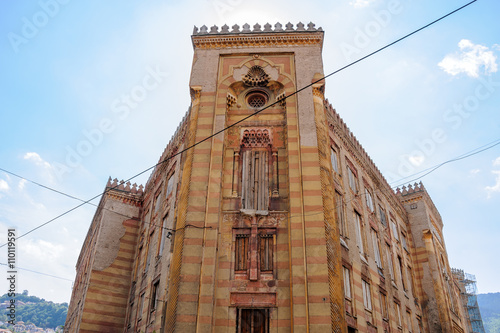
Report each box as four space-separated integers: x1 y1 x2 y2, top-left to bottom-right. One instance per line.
347 165 358 193
379 291 389 320
258 231 275 273
150 280 160 313
335 190 347 239
354 210 365 255
365 188 374 212
378 205 387 227
386 244 395 281
236 308 270 333
235 233 250 272
362 280 372 311
330 146 339 174
343 266 352 299
371 229 383 270
395 301 402 328
166 173 175 198
390 219 400 242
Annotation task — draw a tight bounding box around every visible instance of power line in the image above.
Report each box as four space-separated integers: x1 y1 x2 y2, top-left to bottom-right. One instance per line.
2 135 496 285
0 262 73 282
0 166 213 237
0 0 477 248
390 138 500 187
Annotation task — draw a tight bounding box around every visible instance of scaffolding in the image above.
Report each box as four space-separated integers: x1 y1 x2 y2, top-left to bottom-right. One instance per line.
452 268 486 333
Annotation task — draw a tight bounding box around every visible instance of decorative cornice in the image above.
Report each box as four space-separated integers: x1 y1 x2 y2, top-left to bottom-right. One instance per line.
192 22 323 50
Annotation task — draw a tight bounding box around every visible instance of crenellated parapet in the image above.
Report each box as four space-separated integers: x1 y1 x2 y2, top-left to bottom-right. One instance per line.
193 22 323 35
145 107 191 191
191 22 324 50
396 180 443 225
395 182 426 196
106 177 144 195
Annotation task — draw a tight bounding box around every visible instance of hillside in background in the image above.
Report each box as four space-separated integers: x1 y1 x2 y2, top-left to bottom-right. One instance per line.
478 293 500 333
0 291 67 329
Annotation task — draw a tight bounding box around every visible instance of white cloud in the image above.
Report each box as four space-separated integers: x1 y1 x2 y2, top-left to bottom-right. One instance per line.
485 157 500 197
24 152 52 169
469 169 481 175
408 154 425 167
438 39 498 78
0 179 9 192
485 170 500 198
349 0 376 8
23 239 65 262
18 179 27 190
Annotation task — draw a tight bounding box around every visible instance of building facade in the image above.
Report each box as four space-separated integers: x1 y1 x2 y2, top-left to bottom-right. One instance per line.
65 22 469 333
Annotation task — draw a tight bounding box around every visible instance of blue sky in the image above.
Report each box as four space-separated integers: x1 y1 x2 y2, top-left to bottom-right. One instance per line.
0 0 498 303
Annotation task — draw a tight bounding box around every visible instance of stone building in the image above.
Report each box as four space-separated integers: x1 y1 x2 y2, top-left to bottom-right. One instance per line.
65 22 469 333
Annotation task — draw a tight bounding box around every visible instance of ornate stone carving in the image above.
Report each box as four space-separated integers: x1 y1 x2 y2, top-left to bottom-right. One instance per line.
227 92 237 108
241 129 271 148
258 213 286 228
242 65 271 87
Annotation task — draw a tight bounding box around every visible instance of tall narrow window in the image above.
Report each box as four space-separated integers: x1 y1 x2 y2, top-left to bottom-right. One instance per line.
407 265 415 296
158 217 168 256
335 191 347 238
379 205 387 226
365 188 374 212
331 147 339 174
362 280 372 311
235 234 249 271
371 229 382 270
240 129 271 212
143 241 151 273
154 191 162 213
395 302 402 327
259 234 273 272
354 211 364 254
343 266 352 299
138 292 145 322
390 219 399 241
386 245 394 281
237 308 269 333
398 255 407 291
406 310 413 333
241 150 269 211
347 166 358 193
166 174 174 198
401 232 408 252
150 281 159 312
380 292 388 320
127 302 136 330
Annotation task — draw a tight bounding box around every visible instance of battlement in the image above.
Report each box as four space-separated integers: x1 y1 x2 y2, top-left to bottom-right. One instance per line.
192 22 322 36
106 177 144 195
191 22 324 50
395 181 426 196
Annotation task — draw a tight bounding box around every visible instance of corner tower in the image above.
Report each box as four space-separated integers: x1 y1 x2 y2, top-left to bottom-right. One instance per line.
163 22 345 332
